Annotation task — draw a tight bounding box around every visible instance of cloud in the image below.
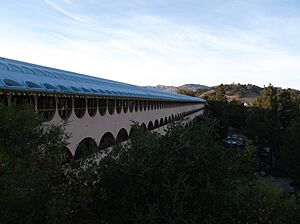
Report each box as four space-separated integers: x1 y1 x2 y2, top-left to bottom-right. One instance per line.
44 0 92 23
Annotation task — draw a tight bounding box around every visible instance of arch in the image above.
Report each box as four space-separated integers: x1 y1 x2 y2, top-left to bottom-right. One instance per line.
139 100 143 111
37 96 56 121
164 117 168 125
148 121 154 130
116 128 129 143
116 99 122 114
129 99 134 112
168 116 172 123
58 97 72 120
141 123 147 130
134 100 139 112
99 132 115 149
154 119 159 129
60 146 73 163
172 114 175 120
154 101 157 110
160 118 164 126
108 99 115 115
99 98 107 116
87 98 97 117
74 97 86 119
74 137 98 160
123 99 128 113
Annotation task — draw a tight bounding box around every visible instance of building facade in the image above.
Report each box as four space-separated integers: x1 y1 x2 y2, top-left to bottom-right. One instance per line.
0 57 205 159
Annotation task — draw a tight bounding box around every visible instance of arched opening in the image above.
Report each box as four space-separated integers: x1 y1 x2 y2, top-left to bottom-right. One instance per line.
37 96 56 121
123 99 128 113
154 101 157 110
74 97 86 119
151 101 154 110
139 100 143 111
164 117 168 124
116 99 122 114
154 119 159 129
99 132 115 149
108 99 115 115
99 99 107 116
143 100 147 111
60 146 73 163
116 128 129 143
11 95 35 109
147 100 151 110
168 116 172 123
172 114 175 120
141 123 147 130
148 121 154 130
129 100 134 112
74 137 98 160
135 100 139 112
87 98 97 117
0 94 8 107
160 118 164 126
58 97 72 120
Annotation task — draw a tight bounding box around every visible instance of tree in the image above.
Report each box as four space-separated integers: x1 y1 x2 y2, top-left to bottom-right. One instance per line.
0 105 69 223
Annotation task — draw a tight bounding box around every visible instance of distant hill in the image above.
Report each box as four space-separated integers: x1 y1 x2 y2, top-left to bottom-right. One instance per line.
146 83 263 104
178 84 209 91
145 84 209 93
197 84 263 103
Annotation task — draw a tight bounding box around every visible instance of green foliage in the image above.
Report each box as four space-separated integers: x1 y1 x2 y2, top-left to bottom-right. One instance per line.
280 117 300 185
1 105 300 223
177 89 196 97
0 106 69 224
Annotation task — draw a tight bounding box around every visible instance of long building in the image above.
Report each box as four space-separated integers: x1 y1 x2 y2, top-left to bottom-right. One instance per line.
0 57 205 159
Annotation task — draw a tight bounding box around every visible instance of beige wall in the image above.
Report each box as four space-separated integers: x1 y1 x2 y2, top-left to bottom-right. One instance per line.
49 102 205 155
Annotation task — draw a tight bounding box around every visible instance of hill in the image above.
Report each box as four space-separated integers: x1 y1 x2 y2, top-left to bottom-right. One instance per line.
145 84 209 93
197 84 262 103
147 83 262 103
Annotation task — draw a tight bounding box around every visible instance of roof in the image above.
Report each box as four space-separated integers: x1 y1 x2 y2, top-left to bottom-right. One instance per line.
0 57 205 103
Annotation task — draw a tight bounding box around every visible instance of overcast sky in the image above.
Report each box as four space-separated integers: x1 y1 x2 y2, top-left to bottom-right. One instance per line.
0 0 300 88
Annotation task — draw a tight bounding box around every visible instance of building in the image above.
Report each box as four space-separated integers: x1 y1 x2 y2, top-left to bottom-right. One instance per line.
0 57 205 159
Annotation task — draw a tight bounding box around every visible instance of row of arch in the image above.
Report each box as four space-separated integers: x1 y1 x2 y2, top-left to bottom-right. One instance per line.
73 106 205 160
0 93 202 121
74 114 183 159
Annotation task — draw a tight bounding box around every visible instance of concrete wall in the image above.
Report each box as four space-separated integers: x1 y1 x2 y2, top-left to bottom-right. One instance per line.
49 102 205 155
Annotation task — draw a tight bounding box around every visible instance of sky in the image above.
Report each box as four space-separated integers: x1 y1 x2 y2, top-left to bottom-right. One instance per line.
0 0 300 89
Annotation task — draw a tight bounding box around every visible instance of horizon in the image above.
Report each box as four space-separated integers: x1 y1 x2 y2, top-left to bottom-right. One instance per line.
0 1 300 89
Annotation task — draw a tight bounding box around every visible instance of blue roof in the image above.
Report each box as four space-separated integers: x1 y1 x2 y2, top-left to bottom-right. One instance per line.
0 57 205 103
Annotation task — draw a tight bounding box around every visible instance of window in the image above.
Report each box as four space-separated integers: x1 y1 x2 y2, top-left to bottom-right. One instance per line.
108 99 115 115
135 100 139 112
74 98 86 118
58 97 72 120
143 100 147 111
139 100 143 111
123 99 128 113
99 99 107 116
26 81 42 88
88 98 97 117
129 99 134 112
3 79 22 87
116 99 122 114
151 101 154 110
147 100 151 110
37 96 56 121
